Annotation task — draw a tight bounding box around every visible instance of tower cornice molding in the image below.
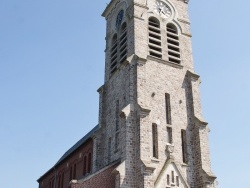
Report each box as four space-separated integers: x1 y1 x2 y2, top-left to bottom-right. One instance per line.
102 0 129 18
102 0 118 18
194 116 208 127
187 70 200 80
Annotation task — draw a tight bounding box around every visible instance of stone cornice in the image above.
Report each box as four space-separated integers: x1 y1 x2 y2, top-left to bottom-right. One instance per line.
141 159 156 172
102 0 118 18
182 32 192 37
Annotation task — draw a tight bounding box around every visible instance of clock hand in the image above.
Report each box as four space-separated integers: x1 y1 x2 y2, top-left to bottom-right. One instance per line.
159 8 162 14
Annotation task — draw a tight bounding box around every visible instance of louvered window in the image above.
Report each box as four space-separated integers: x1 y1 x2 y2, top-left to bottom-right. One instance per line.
148 17 162 59
167 23 181 64
110 22 128 75
119 22 127 64
110 34 118 74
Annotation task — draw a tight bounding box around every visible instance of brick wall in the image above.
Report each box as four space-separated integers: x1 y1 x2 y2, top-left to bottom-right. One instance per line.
71 165 116 188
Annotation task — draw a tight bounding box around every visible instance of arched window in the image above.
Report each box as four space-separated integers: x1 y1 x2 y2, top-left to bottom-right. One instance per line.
83 155 87 176
73 163 76 179
110 34 118 74
87 153 92 173
148 17 162 59
115 132 119 150
61 172 64 188
69 166 73 180
119 22 127 64
57 174 61 188
51 178 55 188
166 23 181 64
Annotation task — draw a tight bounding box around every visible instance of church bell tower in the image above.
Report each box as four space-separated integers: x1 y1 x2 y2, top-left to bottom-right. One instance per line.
96 0 217 187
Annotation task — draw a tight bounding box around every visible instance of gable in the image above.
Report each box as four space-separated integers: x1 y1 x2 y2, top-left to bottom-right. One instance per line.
155 160 189 188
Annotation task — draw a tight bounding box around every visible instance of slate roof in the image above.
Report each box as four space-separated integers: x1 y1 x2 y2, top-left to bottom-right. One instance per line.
37 125 99 182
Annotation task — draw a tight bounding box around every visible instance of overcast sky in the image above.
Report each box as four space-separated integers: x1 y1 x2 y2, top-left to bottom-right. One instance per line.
0 0 250 187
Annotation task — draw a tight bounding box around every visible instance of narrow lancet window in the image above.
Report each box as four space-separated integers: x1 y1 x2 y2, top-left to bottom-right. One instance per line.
69 166 73 180
61 172 64 188
115 132 119 151
108 137 111 163
181 129 188 163
73 163 76 179
176 176 180 187
172 171 175 183
51 179 54 188
57 174 61 188
88 153 92 173
165 93 172 125
116 100 120 130
83 156 87 176
152 123 159 158
167 127 172 144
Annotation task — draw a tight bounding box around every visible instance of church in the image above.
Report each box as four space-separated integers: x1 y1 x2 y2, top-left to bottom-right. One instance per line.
37 0 217 187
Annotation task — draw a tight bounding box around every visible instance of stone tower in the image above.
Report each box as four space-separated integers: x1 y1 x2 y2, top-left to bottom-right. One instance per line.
95 0 217 187
37 0 217 187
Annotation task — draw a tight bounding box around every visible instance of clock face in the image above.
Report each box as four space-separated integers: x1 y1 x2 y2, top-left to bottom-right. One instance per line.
116 10 124 29
154 1 171 19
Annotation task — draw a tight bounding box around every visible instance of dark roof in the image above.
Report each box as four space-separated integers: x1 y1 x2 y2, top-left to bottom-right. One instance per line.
37 125 99 182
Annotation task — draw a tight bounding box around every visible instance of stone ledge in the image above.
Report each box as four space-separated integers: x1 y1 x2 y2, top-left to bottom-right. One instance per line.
151 157 160 163
147 55 184 69
177 18 190 25
181 163 189 167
